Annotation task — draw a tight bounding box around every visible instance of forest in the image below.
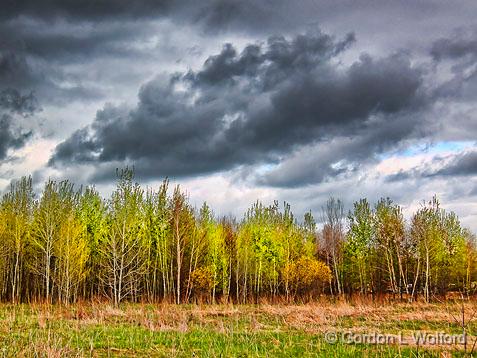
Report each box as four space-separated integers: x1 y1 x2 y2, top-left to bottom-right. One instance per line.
0 168 475 305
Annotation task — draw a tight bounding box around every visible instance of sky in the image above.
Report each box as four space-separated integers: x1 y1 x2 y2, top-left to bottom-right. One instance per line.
1 0 476 231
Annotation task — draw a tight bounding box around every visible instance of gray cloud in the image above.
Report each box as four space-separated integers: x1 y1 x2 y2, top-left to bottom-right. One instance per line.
0 89 39 159
0 18 161 64
0 88 38 115
0 1 476 232
1 0 473 126
471 185 477 196
432 150 477 177
0 13 175 110
431 30 477 61
385 149 477 183
49 31 429 184
1 0 179 21
0 47 106 107
257 110 424 188
0 51 40 90
430 29 477 104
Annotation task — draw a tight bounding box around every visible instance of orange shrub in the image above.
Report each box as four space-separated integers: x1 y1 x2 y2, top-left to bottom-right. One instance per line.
283 257 332 294
191 267 214 293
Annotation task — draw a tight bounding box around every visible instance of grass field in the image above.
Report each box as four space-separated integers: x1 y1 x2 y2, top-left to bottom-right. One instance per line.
1 300 477 357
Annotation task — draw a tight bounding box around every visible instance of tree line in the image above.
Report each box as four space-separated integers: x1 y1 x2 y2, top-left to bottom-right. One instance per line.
0 168 475 305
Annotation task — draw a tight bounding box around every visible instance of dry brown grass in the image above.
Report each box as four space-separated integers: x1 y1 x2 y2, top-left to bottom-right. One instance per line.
3 300 477 356
18 300 477 334
0 301 477 357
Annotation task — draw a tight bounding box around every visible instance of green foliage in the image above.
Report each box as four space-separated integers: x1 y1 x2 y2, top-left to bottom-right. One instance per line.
410 197 470 301
345 199 375 294
100 168 147 304
0 170 474 304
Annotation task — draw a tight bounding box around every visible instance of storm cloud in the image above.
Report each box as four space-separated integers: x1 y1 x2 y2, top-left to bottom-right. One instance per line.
0 1 476 231
0 89 38 160
50 31 429 183
434 150 477 176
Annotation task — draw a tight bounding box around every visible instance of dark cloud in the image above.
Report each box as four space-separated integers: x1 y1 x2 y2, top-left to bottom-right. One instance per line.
197 1 274 33
0 49 109 106
431 30 477 61
188 32 356 88
1 0 178 21
430 30 477 103
384 170 412 183
257 111 424 188
0 51 40 90
0 0 476 231
49 31 429 183
0 19 160 64
196 0 475 37
0 14 165 107
0 0 273 34
0 88 38 115
0 0 345 109
0 48 105 106
0 0 390 31
0 89 38 160
432 151 477 177
385 150 477 183
0 117 32 160
1 0 472 110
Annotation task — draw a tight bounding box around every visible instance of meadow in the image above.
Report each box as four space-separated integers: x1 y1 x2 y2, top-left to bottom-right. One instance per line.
1 299 477 357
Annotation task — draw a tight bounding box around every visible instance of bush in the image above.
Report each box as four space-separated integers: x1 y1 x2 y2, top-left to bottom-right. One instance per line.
283 257 332 296
191 267 214 294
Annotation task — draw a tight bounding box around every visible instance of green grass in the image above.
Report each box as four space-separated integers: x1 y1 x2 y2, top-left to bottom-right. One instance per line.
0 302 473 357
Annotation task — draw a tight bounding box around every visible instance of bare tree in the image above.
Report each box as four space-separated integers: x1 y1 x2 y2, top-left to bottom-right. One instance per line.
321 197 345 296
100 169 146 306
170 186 195 304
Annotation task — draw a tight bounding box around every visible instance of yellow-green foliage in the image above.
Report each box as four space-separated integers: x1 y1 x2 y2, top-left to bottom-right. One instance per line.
0 170 474 304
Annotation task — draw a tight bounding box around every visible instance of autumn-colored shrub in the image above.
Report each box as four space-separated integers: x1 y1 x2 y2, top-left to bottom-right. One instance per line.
283 257 332 295
191 267 214 294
